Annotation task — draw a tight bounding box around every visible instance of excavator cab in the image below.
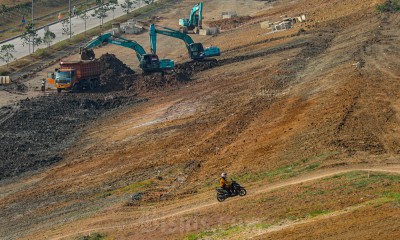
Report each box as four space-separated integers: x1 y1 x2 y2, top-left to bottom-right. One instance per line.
140 54 161 72
189 43 205 59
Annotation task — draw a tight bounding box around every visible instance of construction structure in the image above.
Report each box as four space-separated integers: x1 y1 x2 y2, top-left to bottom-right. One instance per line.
261 14 306 31
121 20 144 34
221 11 237 19
199 27 220 36
0 76 11 85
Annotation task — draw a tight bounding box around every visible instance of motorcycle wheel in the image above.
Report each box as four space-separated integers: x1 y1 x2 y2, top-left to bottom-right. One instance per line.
239 189 247 196
217 195 226 202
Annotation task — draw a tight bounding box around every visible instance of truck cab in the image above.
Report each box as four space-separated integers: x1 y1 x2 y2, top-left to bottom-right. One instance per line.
47 69 77 93
54 69 76 93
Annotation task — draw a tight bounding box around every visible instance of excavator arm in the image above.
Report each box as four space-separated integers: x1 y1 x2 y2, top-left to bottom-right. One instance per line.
81 33 146 62
150 24 194 54
150 24 220 60
81 33 174 72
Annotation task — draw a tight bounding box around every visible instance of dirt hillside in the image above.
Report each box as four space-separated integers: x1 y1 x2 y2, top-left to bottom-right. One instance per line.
0 0 399 239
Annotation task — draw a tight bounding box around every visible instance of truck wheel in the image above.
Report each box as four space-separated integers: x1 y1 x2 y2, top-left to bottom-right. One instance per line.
57 88 62 93
89 81 94 90
72 83 79 92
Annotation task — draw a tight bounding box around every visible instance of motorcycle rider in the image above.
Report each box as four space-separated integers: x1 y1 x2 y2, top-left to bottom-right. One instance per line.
220 172 234 195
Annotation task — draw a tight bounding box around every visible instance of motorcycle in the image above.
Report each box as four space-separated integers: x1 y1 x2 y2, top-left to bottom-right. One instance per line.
216 180 247 202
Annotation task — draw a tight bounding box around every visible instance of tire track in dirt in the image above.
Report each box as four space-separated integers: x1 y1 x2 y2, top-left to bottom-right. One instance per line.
51 164 400 240
247 203 368 239
332 13 400 155
192 28 337 157
222 31 306 54
0 103 19 125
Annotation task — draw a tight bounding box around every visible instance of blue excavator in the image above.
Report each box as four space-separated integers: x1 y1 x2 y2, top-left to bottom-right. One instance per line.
80 33 175 74
149 24 220 61
179 2 203 34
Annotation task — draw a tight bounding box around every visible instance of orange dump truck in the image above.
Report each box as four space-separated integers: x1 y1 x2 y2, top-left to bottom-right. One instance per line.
48 60 102 93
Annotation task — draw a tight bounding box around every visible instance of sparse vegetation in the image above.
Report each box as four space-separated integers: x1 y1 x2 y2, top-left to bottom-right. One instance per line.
231 152 338 184
376 0 400 12
32 48 51 59
0 67 11 75
384 192 400 203
12 59 30 68
96 179 153 199
185 222 271 240
306 209 331 217
78 232 108 240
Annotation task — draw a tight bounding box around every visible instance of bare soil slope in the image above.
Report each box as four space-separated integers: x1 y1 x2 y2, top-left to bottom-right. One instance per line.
1 0 400 239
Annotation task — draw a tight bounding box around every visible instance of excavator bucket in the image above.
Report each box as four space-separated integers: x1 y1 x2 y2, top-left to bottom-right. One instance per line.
81 49 95 60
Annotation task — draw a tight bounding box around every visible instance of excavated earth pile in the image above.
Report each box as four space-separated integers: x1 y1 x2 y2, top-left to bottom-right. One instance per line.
98 54 136 92
207 16 253 30
0 55 219 180
95 54 216 93
0 93 142 180
0 80 28 93
131 61 217 92
174 60 218 76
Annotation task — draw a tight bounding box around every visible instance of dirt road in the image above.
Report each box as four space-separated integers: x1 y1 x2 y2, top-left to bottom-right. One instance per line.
39 164 400 240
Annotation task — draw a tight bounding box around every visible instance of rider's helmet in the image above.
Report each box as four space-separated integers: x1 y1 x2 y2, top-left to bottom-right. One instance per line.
221 172 227 178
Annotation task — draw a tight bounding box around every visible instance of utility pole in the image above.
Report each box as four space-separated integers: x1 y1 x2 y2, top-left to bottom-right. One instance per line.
101 0 104 26
32 0 34 52
69 0 72 39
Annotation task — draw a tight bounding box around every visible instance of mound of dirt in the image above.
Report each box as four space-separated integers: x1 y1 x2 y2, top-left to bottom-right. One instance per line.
0 55 220 180
98 53 136 92
174 60 218 76
0 93 141 180
132 60 218 92
0 80 28 93
133 72 191 93
207 16 253 30
96 54 197 93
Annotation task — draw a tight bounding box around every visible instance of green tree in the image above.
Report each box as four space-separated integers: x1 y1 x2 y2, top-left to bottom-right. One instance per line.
43 30 56 47
107 0 119 19
0 44 15 66
92 0 109 28
78 3 91 36
0 4 8 16
20 23 42 53
61 18 74 37
121 0 134 15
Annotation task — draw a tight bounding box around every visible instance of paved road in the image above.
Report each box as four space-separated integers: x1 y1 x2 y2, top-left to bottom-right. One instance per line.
0 0 155 67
